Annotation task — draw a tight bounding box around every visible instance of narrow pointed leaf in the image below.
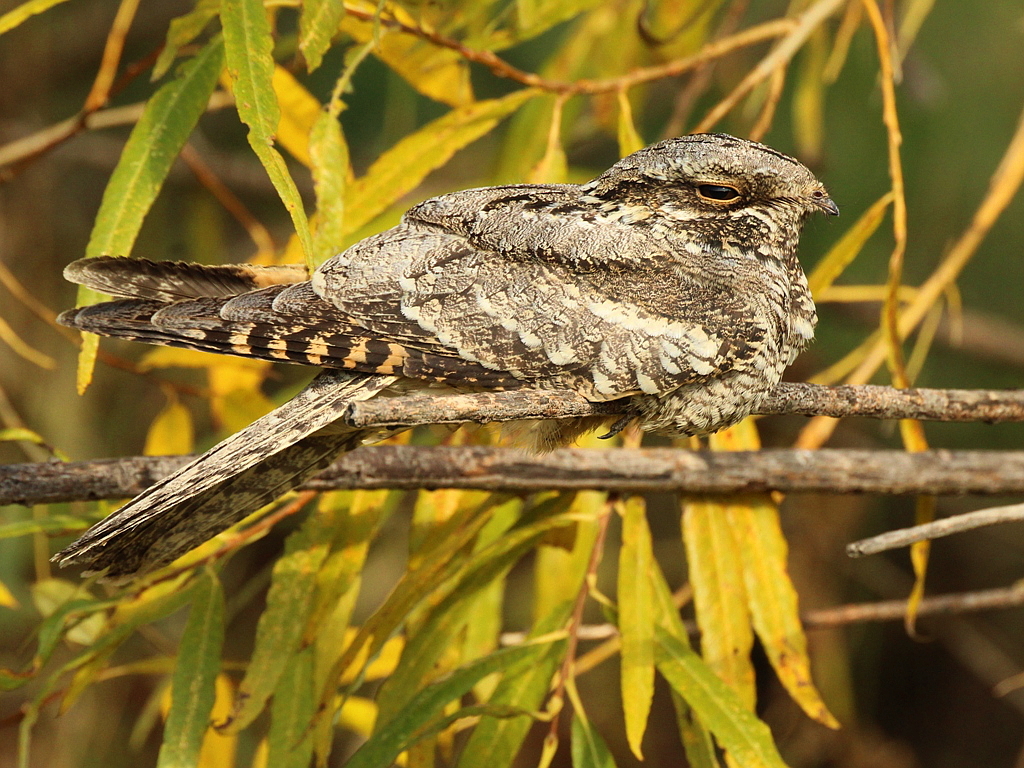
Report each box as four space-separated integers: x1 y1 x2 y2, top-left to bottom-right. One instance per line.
84 37 223 262
298 0 346 72
221 0 313 264
228 504 336 731
347 642 557 768
616 89 644 157
76 36 223 389
344 89 537 238
617 496 654 760
647 545 718 768
0 0 73 37
656 629 787 768
682 498 756 709
732 498 839 728
807 191 894 297
152 0 220 81
267 648 315 768
571 713 617 768
309 108 350 266
157 571 225 768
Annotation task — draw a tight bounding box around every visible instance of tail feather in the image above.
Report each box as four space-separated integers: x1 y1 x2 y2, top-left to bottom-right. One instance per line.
53 369 398 579
64 257 308 302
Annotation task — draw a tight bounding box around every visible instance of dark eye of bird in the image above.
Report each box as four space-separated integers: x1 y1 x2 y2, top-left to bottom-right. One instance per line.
696 184 741 202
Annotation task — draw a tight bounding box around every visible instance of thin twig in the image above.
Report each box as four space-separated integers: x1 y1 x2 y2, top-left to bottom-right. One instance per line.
848 503 1024 557
693 0 846 131
343 4 796 95
500 582 1024 645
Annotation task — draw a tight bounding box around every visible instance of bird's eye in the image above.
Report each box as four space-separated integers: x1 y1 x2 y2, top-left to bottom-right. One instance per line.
697 184 741 202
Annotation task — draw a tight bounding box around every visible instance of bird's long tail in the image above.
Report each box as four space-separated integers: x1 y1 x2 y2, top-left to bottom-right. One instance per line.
54 257 401 580
53 369 397 579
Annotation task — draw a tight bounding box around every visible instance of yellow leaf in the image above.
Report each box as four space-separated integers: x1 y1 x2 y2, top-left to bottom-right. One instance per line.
708 422 838 728
272 66 322 168
0 580 19 609
76 329 99 395
207 360 275 434
0 0 74 37
144 393 194 456
792 28 827 162
344 89 537 239
807 191 894 297
616 89 645 157
527 96 568 184
617 495 655 760
682 497 756 710
340 3 473 107
198 675 239 768
727 496 839 729
337 695 378 738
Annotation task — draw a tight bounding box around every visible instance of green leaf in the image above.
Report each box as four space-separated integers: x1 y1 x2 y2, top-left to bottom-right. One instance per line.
375 499 565 727
457 498 602 768
31 579 107 645
227 504 336 731
221 0 313 265
85 37 223 262
511 0 603 45
76 36 223 391
0 0 72 37
655 629 788 768
344 89 538 239
571 712 618 768
647 553 718 768
268 648 315 768
617 496 655 760
348 641 560 768
157 570 225 768
298 0 346 72
309 108 350 266
152 0 221 81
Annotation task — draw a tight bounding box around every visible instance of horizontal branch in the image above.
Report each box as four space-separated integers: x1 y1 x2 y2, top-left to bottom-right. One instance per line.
4 383 1023 506
5 447 1024 506
343 382 1024 429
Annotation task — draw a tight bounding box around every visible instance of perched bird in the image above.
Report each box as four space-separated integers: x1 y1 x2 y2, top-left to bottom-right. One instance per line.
54 133 837 579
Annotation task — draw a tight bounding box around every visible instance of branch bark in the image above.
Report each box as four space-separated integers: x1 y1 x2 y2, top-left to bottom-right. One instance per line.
5 447 1024 506
342 382 1024 429
5 382 1024 506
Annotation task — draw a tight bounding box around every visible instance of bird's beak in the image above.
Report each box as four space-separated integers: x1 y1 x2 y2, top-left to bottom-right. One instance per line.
813 193 840 216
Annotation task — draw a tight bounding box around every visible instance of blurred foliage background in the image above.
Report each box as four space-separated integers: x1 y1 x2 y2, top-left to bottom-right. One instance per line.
1 1 1024 767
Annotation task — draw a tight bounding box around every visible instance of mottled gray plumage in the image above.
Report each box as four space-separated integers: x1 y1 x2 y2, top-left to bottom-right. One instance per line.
54 133 836 579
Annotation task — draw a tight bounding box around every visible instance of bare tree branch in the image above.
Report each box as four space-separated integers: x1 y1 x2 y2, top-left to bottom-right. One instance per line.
848 502 1024 557
5 447 1024 507
4 382 1024 506
343 382 1024 430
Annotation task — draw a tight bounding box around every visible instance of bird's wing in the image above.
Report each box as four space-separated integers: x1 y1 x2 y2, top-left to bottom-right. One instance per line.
53 369 397 579
316 189 773 401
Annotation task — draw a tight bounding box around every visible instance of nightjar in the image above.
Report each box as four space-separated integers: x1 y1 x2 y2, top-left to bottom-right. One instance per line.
55 133 837 578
